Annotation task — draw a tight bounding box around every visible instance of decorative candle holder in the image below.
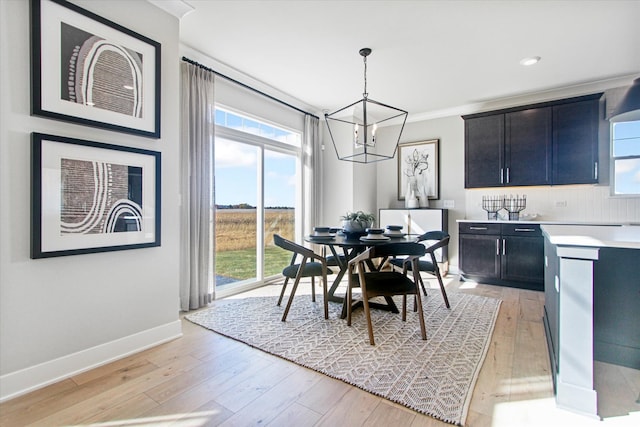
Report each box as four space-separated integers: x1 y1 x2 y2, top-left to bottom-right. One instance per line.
503 194 526 220
481 195 504 220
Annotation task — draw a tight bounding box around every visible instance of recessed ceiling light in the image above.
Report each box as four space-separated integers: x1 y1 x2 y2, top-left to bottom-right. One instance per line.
520 56 541 66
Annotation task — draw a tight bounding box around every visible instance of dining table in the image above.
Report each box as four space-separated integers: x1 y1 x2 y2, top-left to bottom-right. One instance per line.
304 231 421 318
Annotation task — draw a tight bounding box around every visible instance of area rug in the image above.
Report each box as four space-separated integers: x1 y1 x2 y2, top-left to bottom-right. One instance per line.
186 292 501 426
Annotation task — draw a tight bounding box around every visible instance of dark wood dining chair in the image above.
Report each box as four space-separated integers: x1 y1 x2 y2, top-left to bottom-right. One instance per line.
347 242 427 345
389 231 451 309
273 234 332 321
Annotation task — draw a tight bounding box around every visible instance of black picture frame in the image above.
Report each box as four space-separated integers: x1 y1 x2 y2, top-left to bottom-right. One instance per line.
31 0 161 138
31 132 161 258
397 139 440 201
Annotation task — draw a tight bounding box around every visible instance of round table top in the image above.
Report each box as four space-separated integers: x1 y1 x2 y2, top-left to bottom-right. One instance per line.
304 233 419 247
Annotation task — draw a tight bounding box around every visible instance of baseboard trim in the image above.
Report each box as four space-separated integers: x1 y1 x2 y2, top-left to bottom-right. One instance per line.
0 320 182 402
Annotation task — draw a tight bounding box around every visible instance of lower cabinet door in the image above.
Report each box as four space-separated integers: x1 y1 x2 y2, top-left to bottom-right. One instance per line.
501 235 544 287
459 234 500 279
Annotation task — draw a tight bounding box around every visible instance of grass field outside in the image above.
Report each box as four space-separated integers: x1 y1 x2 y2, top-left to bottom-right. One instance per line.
215 209 295 284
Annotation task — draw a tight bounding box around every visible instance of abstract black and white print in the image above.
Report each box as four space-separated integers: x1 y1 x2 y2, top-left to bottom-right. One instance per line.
60 22 144 118
60 159 143 235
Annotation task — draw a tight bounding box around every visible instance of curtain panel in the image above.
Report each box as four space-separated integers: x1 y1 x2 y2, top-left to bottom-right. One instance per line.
180 62 215 311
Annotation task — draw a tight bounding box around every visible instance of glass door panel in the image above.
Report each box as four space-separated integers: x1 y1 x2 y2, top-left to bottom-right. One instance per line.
214 137 259 289
264 149 298 278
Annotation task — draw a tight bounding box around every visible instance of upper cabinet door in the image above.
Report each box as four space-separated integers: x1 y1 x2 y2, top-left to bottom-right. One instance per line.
552 98 600 185
505 107 552 186
465 114 504 188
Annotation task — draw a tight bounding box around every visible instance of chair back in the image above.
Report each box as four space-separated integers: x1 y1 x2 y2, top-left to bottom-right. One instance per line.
370 242 426 258
417 231 450 253
273 234 322 261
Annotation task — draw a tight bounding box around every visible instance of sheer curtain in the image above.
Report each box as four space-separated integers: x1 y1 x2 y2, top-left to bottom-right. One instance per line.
303 115 321 233
180 62 215 311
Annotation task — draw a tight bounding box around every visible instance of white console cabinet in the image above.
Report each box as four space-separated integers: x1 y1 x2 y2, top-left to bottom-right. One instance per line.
378 208 449 266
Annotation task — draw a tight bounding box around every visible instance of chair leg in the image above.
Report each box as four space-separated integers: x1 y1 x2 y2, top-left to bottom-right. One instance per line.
402 295 407 321
362 293 375 345
277 277 290 306
412 269 427 340
435 269 450 309
281 273 302 321
322 266 329 320
414 290 427 340
346 272 353 326
419 274 428 296
311 276 316 302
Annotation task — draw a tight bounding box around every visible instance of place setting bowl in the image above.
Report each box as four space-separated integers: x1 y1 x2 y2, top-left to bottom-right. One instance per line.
308 226 336 241
360 227 391 242
383 224 406 238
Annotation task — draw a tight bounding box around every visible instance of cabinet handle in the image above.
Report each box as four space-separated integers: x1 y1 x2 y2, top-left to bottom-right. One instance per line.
594 162 598 180
514 228 536 232
500 168 504 184
496 239 500 255
502 238 506 255
470 226 488 230
506 167 510 183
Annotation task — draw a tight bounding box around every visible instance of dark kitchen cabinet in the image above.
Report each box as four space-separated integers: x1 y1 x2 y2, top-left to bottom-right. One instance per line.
459 222 544 291
464 115 504 188
505 108 551 185
463 93 601 189
552 99 600 184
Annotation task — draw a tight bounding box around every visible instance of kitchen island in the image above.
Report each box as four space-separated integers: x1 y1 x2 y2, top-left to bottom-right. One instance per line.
541 224 640 418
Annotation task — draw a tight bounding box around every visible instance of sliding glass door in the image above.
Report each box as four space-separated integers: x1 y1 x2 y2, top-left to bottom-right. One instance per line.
214 108 301 296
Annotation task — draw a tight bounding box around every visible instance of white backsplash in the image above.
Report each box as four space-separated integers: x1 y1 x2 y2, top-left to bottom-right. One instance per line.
465 185 640 223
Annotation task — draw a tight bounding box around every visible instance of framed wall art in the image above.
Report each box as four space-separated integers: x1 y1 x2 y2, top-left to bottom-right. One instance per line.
397 139 440 201
31 133 161 258
31 0 161 138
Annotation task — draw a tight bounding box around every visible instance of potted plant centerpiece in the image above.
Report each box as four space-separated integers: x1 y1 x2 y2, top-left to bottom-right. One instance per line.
340 210 375 234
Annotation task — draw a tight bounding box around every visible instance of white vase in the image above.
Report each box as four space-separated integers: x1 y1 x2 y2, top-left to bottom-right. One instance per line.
405 178 419 209
418 174 429 208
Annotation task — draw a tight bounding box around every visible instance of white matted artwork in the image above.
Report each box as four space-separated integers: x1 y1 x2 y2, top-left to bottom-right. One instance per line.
397 139 439 200
31 0 161 138
31 133 161 258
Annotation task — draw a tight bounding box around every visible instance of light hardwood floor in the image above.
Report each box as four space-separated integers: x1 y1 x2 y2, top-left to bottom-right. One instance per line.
1 277 639 427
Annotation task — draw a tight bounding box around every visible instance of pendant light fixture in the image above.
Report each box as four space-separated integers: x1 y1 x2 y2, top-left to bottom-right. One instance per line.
610 77 640 122
324 48 408 164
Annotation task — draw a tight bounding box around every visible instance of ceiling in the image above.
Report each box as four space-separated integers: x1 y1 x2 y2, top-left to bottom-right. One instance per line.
174 0 640 118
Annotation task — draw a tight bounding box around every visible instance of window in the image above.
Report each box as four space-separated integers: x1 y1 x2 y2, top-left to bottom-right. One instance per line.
213 108 302 296
611 120 640 196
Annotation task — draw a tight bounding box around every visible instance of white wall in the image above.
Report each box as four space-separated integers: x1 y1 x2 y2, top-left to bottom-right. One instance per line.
0 0 181 401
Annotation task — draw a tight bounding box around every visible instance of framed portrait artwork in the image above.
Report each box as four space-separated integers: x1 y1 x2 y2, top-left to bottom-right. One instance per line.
397 139 440 201
31 0 161 138
31 133 161 258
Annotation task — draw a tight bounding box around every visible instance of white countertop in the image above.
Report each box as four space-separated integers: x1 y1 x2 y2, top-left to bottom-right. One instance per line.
541 224 640 250
457 219 626 226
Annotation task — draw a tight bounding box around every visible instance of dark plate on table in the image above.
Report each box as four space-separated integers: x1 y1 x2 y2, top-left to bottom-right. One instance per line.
340 230 367 239
307 234 335 241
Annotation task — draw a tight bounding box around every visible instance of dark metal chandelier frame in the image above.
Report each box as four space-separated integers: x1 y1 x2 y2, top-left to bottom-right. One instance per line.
324 48 408 164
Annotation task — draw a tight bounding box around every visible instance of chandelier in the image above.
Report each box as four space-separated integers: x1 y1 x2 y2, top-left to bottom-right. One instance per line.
324 48 408 164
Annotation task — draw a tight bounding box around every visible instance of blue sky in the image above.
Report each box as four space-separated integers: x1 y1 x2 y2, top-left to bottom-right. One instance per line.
214 137 296 207
612 120 640 195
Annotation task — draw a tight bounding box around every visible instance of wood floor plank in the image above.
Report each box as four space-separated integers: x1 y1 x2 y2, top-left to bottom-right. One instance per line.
218 366 322 426
364 400 417 426
314 387 382 427
296 375 351 415
24 355 204 426
266 402 323 427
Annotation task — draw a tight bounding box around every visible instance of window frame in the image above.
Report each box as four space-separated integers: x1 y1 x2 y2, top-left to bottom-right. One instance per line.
610 120 640 198
213 106 304 298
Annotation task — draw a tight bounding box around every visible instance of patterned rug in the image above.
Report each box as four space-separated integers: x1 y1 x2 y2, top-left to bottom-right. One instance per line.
186 291 501 426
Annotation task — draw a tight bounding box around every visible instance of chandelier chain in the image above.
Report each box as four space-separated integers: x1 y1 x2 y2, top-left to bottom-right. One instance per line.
363 55 368 98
